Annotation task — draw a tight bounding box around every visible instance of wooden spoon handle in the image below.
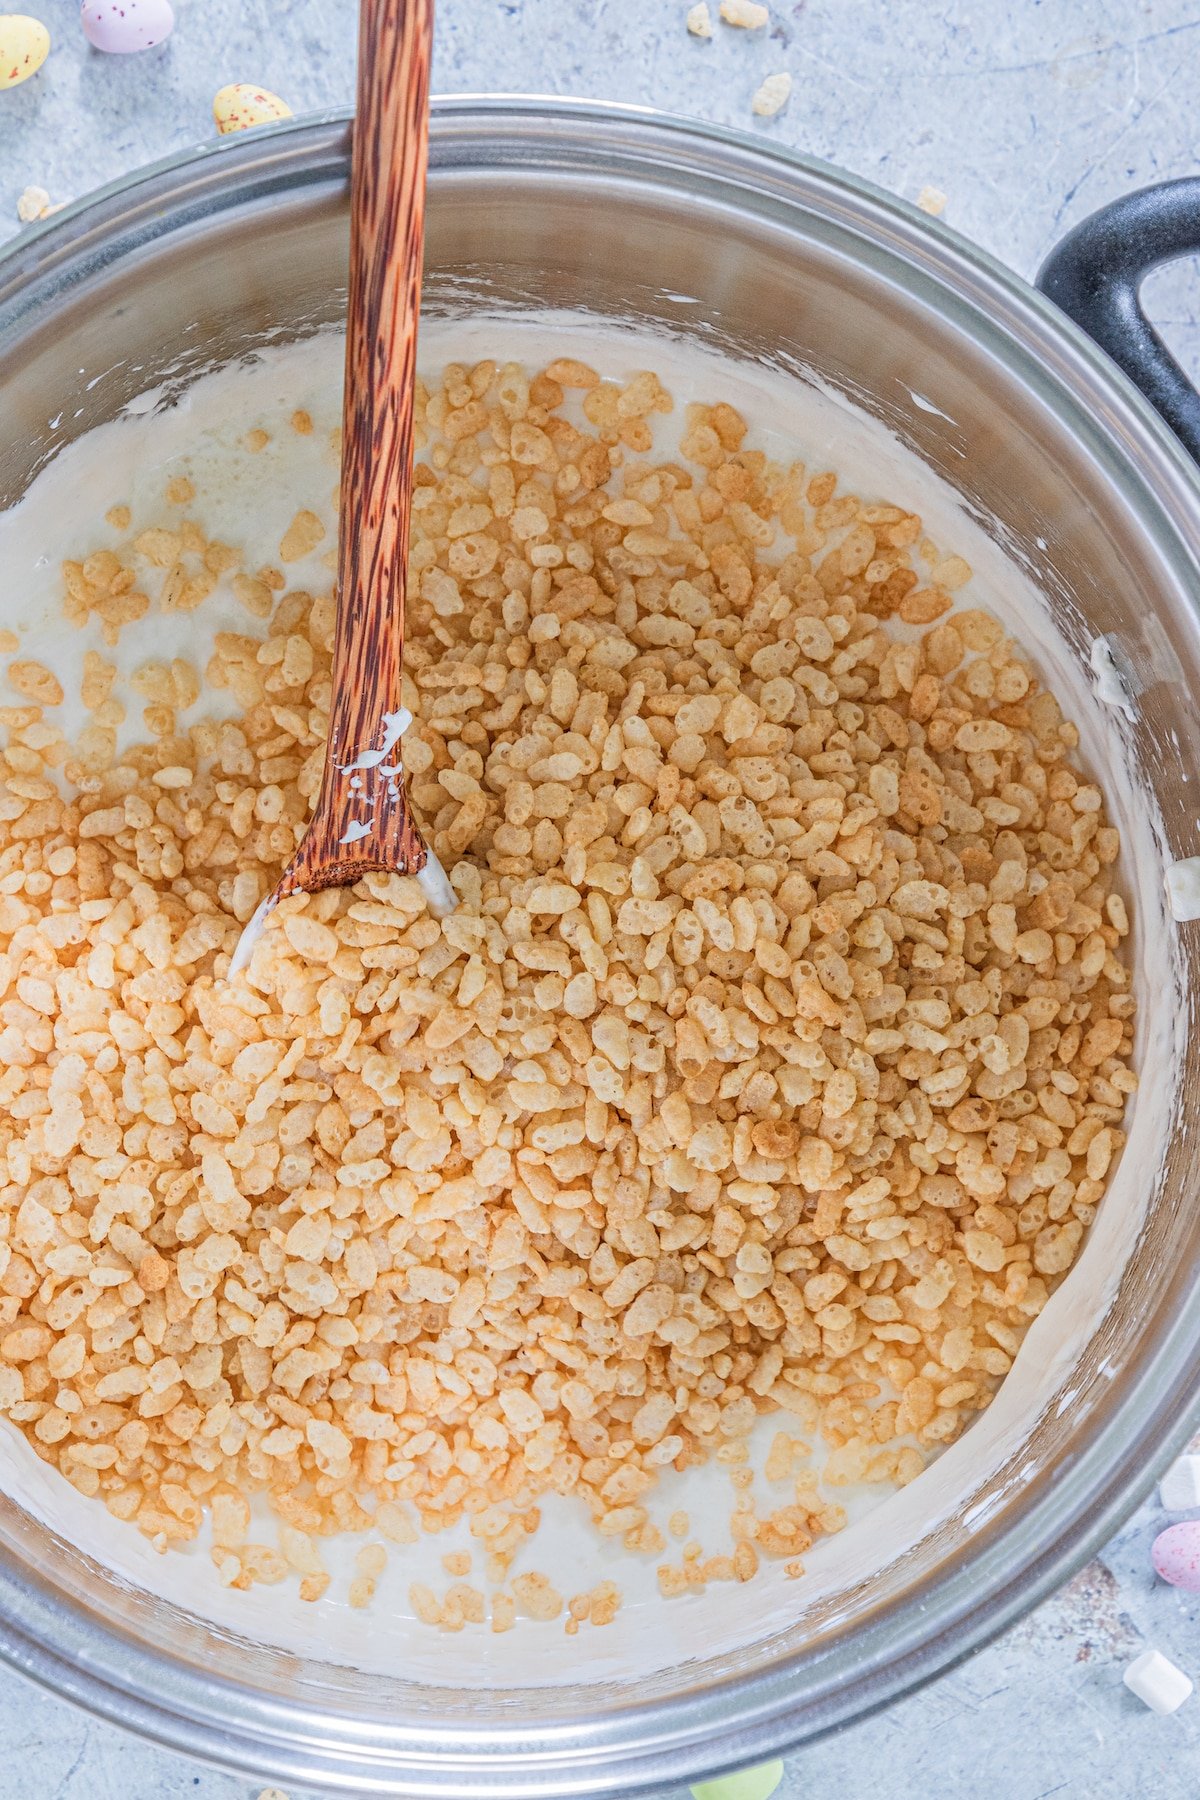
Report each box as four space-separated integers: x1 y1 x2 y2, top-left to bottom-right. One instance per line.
288 0 434 892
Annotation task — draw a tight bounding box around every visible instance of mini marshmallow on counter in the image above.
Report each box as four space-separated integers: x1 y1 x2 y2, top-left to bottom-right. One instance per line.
1161 1455 1200 1514
1152 1522 1200 1593
1123 1648 1193 1715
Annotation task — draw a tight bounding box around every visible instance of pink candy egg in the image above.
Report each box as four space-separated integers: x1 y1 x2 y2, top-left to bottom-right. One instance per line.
1152 1521 1200 1593
81 0 174 53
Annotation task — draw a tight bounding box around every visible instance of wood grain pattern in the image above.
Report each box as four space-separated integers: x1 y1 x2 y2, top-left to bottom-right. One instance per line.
275 0 434 902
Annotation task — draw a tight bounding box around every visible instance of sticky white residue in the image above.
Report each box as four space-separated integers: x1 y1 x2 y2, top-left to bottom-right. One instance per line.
1090 634 1136 722
416 848 458 918
339 819 372 845
120 383 169 417
1166 856 1200 921
907 388 956 423
228 893 274 977
340 706 413 773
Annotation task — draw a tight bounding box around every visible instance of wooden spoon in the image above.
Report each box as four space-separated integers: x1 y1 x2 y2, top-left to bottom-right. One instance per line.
231 0 450 977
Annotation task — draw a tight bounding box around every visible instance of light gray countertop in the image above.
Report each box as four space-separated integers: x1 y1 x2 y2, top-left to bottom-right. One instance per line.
1 2 1199 1796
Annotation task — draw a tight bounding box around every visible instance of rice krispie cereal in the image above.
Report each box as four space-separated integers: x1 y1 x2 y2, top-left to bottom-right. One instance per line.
0 353 1135 1619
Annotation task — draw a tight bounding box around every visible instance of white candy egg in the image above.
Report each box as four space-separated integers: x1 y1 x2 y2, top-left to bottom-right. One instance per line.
81 0 174 54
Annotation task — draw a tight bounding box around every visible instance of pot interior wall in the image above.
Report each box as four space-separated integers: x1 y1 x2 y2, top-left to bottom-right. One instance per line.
0 111 1198 1764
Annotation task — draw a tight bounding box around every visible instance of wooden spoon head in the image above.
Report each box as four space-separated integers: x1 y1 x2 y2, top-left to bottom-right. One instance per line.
228 765 456 979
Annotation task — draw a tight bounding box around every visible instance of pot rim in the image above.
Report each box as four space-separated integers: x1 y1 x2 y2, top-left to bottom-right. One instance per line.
1 95 1199 1796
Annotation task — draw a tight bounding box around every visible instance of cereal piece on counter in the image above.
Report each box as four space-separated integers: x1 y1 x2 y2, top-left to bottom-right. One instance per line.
16 185 50 222
686 2 713 36
918 185 948 216
720 0 768 25
213 82 293 135
81 0 174 53
1152 1522 1200 1593
751 72 792 117
0 15 50 88
256 1789 290 1800
1123 1648 1193 1715
1161 1455 1200 1513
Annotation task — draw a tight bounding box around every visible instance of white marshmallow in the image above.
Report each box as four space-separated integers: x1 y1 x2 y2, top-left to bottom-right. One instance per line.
1123 1648 1193 1715
415 849 458 919
1160 1454 1200 1514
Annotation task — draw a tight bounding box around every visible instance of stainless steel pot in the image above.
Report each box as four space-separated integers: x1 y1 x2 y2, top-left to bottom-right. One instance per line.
2 99 1200 1797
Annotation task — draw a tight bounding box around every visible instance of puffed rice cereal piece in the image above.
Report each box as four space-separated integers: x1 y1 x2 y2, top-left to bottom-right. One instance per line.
751 72 792 117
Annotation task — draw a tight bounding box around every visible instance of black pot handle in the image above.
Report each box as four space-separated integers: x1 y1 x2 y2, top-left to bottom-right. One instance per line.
1036 178 1200 465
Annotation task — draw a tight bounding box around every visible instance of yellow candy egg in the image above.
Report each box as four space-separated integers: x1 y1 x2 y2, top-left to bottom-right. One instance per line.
0 14 50 89
213 83 293 135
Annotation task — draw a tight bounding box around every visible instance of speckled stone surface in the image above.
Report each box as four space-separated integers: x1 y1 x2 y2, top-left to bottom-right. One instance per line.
1 3 1199 1797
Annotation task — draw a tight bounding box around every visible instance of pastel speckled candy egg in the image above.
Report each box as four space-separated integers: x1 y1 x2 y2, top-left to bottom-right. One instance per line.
81 1 174 54
213 82 292 135
1152 1521 1200 1593
0 14 50 88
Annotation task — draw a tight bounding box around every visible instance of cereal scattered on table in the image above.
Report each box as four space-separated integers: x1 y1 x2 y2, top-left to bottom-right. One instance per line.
16 184 53 222
720 0 769 26
917 186 948 216
751 72 792 117
686 2 714 36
